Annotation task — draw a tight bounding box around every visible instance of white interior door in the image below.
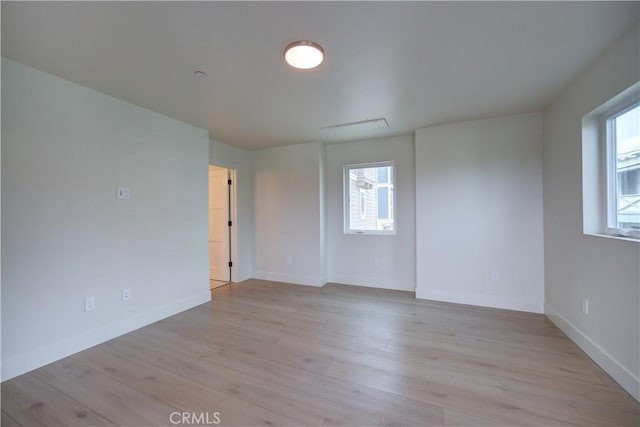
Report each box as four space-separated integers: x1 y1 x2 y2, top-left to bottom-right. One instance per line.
209 165 230 282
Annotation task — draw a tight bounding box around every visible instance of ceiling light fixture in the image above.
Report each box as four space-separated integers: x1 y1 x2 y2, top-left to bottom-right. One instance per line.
193 70 208 79
284 40 324 70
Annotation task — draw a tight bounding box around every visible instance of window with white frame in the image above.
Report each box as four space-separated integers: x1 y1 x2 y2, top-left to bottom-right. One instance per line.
605 102 640 237
344 162 395 234
582 82 640 241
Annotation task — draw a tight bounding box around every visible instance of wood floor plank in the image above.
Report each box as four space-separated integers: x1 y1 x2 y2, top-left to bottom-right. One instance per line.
2 279 638 426
1 374 113 426
110 333 383 427
443 408 506 427
32 359 183 426
74 344 310 427
380 328 609 386
1 410 23 427
501 376 640 426
130 322 446 426
323 359 583 427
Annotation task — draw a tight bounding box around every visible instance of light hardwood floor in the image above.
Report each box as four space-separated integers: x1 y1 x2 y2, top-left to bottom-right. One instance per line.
210 279 230 290
2 279 639 426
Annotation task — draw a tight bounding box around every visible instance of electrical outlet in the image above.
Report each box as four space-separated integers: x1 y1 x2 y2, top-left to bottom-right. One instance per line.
122 288 132 302
84 296 95 312
582 298 589 314
374 257 381 267
490 271 500 281
116 186 131 200
286 255 292 265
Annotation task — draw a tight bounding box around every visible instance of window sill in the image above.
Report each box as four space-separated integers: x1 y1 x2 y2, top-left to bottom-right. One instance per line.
345 231 396 236
584 232 640 243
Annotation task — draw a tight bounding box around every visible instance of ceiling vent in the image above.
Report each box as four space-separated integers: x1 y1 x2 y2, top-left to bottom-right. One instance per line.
321 117 389 139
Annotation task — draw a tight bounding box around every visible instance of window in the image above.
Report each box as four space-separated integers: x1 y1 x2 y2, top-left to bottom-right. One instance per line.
605 102 640 237
582 82 639 241
344 162 395 234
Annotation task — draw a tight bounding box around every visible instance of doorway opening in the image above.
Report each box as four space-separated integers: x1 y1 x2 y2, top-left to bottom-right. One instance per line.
208 165 237 290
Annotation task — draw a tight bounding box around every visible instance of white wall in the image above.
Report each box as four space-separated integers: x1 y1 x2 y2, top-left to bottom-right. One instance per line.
1 58 3 370
1 59 210 381
543 24 640 401
252 142 325 286
209 139 254 282
326 135 416 291
415 113 545 313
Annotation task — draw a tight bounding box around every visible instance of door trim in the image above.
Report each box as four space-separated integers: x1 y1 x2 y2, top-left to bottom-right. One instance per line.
210 163 238 283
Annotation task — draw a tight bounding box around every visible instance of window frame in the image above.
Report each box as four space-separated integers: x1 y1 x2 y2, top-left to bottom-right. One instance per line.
603 101 640 239
343 161 397 235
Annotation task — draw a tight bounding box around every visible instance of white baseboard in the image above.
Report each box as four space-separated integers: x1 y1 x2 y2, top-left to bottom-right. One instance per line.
416 288 543 314
1 291 212 382
329 275 415 292
545 303 639 402
236 270 253 283
253 271 325 287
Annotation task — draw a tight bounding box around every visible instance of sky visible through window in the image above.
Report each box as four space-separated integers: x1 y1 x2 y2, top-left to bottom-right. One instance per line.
616 104 639 156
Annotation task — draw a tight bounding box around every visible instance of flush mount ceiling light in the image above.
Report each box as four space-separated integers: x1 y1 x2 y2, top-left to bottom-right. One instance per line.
284 40 324 70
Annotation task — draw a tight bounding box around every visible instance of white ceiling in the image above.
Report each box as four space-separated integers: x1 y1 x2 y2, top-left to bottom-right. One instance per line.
2 2 638 150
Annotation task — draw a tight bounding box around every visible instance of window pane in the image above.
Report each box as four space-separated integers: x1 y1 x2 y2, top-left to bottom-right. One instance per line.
377 187 389 219
614 104 640 230
347 164 394 232
377 167 388 183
